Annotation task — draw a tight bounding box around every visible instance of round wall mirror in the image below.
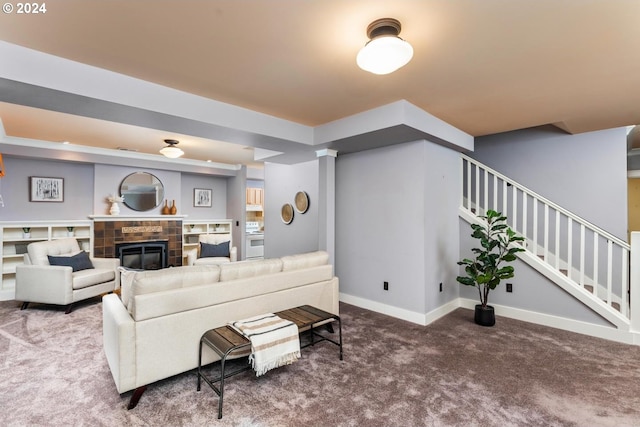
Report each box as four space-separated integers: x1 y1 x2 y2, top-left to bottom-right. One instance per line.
119 172 165 211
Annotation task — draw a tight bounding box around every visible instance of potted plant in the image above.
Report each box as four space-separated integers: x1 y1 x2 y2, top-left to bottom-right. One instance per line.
456 210 525 326
66 226 74 237
22 227 31 239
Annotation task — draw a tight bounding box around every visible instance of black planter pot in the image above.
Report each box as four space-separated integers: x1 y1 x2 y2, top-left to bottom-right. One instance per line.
474 304 495 327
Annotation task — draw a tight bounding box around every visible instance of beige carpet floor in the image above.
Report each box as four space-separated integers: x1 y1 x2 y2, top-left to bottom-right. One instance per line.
1 298 640 426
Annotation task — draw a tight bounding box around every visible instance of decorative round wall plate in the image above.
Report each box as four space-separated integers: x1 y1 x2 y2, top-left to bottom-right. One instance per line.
281 203 294 224
294 191 309 214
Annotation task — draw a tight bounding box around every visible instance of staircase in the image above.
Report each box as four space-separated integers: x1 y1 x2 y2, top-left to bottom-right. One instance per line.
460 154 631 330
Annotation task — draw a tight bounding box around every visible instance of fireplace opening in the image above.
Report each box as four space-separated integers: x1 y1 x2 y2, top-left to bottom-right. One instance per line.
116 241 168 270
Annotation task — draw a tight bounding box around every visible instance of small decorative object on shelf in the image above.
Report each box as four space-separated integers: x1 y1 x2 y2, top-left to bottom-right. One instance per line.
170 200 177 215
162 200 170 215
108 195 125 215
22 227 31 239
66 226 74 237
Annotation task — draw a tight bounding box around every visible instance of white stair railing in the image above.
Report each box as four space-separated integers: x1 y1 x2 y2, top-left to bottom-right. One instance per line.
460 154 630 321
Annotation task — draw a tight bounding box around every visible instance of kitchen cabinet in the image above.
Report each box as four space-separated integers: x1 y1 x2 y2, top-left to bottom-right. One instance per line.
246 188 264 209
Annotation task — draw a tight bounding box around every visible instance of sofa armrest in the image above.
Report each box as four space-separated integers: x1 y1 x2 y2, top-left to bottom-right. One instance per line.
230 246 237 262
185 248 198 266
102 293 137 393
15 264 73 304
91 257 121 289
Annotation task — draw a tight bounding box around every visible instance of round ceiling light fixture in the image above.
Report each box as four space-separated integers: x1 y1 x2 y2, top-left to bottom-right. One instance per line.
159 139 184 158
356 18 413 75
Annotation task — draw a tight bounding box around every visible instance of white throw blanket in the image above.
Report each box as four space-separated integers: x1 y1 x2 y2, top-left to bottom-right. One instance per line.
231 313 300 376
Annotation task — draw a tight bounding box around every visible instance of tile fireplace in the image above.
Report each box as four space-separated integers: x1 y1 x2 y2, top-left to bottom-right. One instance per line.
92 217 183 267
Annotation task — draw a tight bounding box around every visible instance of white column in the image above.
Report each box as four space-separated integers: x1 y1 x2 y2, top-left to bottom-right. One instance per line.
316 149 337 268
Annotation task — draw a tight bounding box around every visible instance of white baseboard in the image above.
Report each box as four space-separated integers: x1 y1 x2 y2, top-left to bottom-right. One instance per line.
0 289 15 301
339 293 640 346
457 298 638 345
339 293 460 326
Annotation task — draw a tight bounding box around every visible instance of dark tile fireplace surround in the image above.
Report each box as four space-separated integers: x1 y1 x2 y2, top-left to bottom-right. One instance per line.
93 219 183 267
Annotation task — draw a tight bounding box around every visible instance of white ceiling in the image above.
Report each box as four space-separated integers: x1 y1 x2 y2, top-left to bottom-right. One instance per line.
0 0 639 165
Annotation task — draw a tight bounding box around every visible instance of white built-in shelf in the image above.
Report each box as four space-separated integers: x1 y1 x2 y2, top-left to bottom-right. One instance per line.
0 220 94 301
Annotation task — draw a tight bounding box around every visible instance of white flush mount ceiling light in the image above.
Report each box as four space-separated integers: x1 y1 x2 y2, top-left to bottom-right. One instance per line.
357 18 413 75
159 139 184 158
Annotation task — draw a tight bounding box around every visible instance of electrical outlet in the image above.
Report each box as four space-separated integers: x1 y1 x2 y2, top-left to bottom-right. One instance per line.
383 281 389 291
439 282 443 292
506 283 513 293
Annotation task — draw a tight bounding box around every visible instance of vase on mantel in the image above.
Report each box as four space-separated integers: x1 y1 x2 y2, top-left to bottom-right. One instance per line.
107 195 124 216
109 202 120 215
170 200 177 215
162 200 170 215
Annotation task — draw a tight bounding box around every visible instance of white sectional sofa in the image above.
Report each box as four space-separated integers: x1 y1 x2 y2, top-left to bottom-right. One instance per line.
102 250 339 409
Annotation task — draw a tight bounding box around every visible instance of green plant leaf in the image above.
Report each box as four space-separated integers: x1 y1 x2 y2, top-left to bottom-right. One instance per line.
456 276 476 286
457 210 524 307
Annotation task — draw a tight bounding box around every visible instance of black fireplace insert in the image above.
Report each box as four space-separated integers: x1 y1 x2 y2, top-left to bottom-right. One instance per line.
116 240 168 270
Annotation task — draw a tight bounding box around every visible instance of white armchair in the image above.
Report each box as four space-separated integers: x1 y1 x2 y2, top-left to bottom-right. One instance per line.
15 237 120 314
185 233 237 266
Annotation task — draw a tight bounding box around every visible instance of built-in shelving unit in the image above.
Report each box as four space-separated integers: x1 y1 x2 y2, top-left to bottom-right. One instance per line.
182 219 233 262
0 220 93 301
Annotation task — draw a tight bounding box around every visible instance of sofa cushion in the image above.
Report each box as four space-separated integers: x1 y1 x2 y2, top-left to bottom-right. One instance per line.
128 265 221 316
27 237 81 266
72 268 115 290
281 251 329 271
219 258 283 281
200 241 230 258
133 264 335 321
118 267 138 309
48 251 94 272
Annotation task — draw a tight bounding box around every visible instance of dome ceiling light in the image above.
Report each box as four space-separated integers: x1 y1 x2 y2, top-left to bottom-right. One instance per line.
356 18 414 75
159 139 184 158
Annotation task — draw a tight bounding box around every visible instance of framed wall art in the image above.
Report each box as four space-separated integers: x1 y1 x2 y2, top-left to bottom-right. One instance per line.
29 176 64 202
194 188 212 207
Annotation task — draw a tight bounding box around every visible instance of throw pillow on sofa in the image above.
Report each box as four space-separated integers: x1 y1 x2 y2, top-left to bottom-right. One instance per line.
48 251 95 272
200 241 230 258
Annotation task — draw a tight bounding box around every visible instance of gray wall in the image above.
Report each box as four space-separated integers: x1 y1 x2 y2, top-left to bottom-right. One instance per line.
94 164 181 216
264 160 319 258
0 156 94 220
471 126 628 240
180 173 228 219
226 166 247 258
0 155 233 222
247 179 264 189
335 140 460 314
423 142 461 312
